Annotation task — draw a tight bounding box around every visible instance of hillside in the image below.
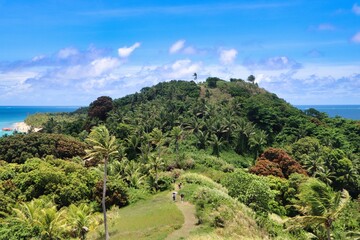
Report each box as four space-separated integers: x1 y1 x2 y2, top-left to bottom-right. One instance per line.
0 77 359 239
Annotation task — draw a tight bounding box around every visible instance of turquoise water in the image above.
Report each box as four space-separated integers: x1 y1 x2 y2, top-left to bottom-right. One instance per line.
295 105 360 120
0 106 79 137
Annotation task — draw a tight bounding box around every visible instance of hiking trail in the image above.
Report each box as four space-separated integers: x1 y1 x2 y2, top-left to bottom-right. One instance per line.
166 189 198 240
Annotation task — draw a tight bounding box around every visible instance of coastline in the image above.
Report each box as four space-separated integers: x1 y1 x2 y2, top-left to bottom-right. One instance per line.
12 122 42 133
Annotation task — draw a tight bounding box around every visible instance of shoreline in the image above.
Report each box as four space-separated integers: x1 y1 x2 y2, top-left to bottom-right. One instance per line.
12 122 42 133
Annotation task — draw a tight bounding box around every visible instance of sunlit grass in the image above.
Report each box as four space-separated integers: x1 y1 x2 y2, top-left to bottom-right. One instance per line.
88 191 184 240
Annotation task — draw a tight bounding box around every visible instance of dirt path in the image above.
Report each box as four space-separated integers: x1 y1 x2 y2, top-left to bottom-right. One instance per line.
166 200 198 240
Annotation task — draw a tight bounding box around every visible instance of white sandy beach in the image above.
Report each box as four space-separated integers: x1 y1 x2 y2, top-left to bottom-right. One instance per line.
12 122 42 133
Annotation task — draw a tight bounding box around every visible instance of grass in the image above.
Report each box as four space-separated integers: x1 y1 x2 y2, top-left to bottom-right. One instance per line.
88 191 184 240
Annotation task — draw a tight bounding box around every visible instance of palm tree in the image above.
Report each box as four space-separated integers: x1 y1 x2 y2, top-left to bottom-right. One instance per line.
37 206 68 240
208 134 224 158
85 125 118 240
303 154 325 177
194 129 209 149
150 128 165 158
146 154 165 191
287 178 350 240
67 203 98 240
315 167 335 186
233 118 255 155
249 130 267 161
170 126 183 166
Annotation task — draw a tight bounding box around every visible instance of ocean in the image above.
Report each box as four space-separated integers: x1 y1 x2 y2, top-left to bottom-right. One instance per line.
0 106 80 137
295 105 360 120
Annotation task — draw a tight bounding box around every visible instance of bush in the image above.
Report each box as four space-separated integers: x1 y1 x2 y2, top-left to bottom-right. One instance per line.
222 170 275 213
0 133 86 163
93 178 129 210
156 172 173 191
250 148 307 178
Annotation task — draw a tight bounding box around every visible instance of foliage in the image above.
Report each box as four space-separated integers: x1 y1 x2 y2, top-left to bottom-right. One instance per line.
286 178 351 240
85 125 119 240
250 148 307 178
1 157 99 207
88 96 113 121
93 179 129 210
179 177 270 239
222 170 277 213
0 133 86 163
0 198 99 240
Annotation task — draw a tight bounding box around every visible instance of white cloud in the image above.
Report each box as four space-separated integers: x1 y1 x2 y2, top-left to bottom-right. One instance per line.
183 46 197 54
118 42 141 58
169 40 186 54
351 32 360 43
219 48 238 65
317 23 335 31
353 3 360 15
57 47 79 59
244 56 301 70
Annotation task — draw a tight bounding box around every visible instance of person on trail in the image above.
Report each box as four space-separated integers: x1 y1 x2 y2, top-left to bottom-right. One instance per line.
178 182 182 189
172 191 177 201
180 193 184 202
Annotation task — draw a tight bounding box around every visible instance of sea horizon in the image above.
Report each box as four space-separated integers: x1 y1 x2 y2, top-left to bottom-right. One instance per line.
295 104 360 120
0 106 81 137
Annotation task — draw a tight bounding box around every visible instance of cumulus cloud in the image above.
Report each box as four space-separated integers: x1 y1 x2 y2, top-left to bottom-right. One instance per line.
219 48 238 65
353 3 360 15
57 47 79 59
25 57 120 91
351 32 360 43
257 73 360 104
118 42 141 58
243 56 302 70
168 40 203 55
169 40 186 54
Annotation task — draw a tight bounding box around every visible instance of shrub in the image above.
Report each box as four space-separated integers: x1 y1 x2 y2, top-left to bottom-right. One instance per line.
250 148 307 178
222 170 275 213
93 178 129 210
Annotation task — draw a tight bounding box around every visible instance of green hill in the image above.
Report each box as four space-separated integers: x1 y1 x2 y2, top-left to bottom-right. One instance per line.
1 77 359 239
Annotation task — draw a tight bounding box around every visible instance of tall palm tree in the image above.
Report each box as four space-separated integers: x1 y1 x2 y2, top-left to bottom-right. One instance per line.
147 154 165 191
170 126 183 166
287 178 350 240
208 134 224 158
249 130 267 161
85 125 118 240
150 128 165 158
233 118 255 155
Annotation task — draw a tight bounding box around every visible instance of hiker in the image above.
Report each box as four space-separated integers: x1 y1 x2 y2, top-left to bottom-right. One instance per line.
180 193 184 202
172 191 177 201
178 182 182 189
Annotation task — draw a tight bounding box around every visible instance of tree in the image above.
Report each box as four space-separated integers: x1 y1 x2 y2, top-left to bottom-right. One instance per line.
287 178 350 240
208 134 224 158
67 203 98 240
85 125 118 240
249 130 267 161
247 75 255 84
250 148 307 178
170 126 183 167
88 96 113 121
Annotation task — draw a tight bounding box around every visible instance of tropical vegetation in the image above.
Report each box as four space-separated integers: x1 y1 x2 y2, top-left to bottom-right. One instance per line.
0 77 359 239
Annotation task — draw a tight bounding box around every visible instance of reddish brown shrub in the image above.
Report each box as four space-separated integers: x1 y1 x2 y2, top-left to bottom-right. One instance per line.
250 148 307 178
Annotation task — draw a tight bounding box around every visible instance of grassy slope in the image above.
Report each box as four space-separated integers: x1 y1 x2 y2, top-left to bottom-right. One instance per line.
88 191 184 240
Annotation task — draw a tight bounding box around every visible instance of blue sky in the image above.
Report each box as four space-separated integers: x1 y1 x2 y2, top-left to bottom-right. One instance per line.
0 0 359 106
